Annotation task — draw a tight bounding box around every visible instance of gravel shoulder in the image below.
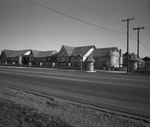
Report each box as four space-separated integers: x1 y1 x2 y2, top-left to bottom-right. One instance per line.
0 85 149 127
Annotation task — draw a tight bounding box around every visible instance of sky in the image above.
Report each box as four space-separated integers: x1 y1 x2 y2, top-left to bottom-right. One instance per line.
0 0 150 57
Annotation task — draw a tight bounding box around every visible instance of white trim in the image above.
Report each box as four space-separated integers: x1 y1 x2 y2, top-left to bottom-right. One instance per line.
83 48 94 61
24 51 31 55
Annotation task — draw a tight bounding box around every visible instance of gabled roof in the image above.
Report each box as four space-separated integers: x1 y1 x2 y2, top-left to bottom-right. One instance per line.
50 52 59 57
72 45 95 57
92 47 119 57
63 45 75 56
130 53 138 62
106 49 115 56
37 51 57 58
2 49 57 58
87 55 95 62
31 50 42 57
123 52 132 57
130 53 144 62
32 50 57 58
9 50 31 57
143 56 150 61
2 50 14 57
2 49 31 58
61 45 95 57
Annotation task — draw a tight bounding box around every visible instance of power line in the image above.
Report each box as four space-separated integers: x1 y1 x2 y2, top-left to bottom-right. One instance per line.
25 0 150 55
71 0 126 27
139 41 150 53
129 27 149 53
129 35 150 54
73 0 147 42
95 0 149 43
26 0 126 34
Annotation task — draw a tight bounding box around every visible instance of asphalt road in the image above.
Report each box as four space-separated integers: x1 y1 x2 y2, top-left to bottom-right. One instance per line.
0 66 150 120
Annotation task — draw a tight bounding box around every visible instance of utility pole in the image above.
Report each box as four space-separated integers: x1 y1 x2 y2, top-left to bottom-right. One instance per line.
133 26 145 70
80 59 82 71
122 18 134 72
133 27 145 58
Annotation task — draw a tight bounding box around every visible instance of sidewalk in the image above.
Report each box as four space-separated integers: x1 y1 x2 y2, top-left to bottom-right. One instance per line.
95 69 127 74
2 65 149 75
0 65 127 74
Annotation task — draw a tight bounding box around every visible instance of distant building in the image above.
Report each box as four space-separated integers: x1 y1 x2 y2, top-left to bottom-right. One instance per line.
143 56 150 71
123 52 144 71
143 56 150 67
23 50 57 66
92 47 122 70
57 45 74 68
0 45 125 71
0 49 57 67
57 45 95 69
0 49 31 65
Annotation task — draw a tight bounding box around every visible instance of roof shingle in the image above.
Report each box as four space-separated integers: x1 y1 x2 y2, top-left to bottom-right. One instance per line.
32 50 57 58
92 47 119 57
72 45 95 57
63 45 75 56
130 53 144 62
62 45 95 57
3 49 31 58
